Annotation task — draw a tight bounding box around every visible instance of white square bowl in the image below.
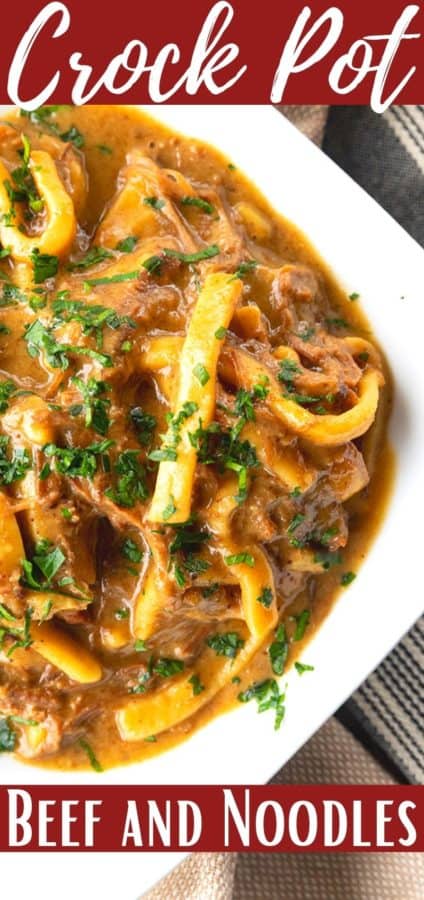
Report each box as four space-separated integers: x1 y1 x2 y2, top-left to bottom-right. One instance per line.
2 105 424 900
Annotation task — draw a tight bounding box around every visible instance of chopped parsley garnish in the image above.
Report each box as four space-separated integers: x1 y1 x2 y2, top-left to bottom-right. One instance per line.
188 674 205 695
61 507 72 520
189 420 259 505
31 249 58 283
207 631 245 659
96 144 112 155
293 609 310 641
143 197 165 210
313 549 342 570
257 587 273 608
0 379 16 414
0 283 27 308
68 247 113 270
0 606 33 656
193 364 210 386
0 437 31 484
295 661 314 674
115 607 129 620
169 520 210 556
105 450 149 508
215 326 227 340
4 135 44 216
60 126 85 149
269 624 289 676
232 259 258 280
297 326 315 342
287 513 305 536
116 236 138 253
341 571 356 586
71 377 111 435
142 255 163 275
52 296 135 344
162 497 177 521
153 658 184 678
238 679 285 730
84 270 139 287
21 539 65 590
184 553 210 574
122 538 143 564
234 379 269 421
24 319 112 369
180 196 215 215
0 604 17 622
164 245 220 265
44 439 113 480
135 639 147 652
225 552 255 567
149 401 197 462
349 292 360 301
278 358 301 389
290 486 302 498
0 718 16 753
78 738 103 772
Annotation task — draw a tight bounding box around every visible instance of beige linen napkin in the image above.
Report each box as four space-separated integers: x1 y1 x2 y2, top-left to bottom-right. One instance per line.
144 719 423 900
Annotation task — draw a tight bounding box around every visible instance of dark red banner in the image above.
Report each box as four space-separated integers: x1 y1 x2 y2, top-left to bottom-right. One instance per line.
2 0 424 109
0 785 422 852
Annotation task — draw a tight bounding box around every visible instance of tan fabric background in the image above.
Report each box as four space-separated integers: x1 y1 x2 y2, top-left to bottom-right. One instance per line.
142 106 423 900
143 720 423 899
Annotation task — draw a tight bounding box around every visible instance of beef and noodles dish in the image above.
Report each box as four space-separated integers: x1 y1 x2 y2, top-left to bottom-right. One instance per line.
0 105 392 771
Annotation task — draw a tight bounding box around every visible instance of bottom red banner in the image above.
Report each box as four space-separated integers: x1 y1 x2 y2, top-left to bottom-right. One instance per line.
0 785 422 852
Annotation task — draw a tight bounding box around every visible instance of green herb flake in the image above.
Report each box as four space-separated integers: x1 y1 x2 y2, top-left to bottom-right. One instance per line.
153 658 185 678
114 607 129 620
30 248 58 284
349 292 360 301
116 236 138 253
0 437 31 485
341 571 356 587
238 679 285 730
0 718 16 753
180 196 215 215
84 270 139 288
207 632 245 659
257 586 273 608
135 639 147 652
215 326 227 340
293 609 310 642
232 259 258 280
269 624 289 676
130 407 157 447
164 245 220 265
143 197 165 210
294 661 315 675
60 126 85 149
225 552 255 568
78 738 103 772
193 364 210 386
188 674 205 696
68 247 113 271
162 497 177 521
121 538 143 564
